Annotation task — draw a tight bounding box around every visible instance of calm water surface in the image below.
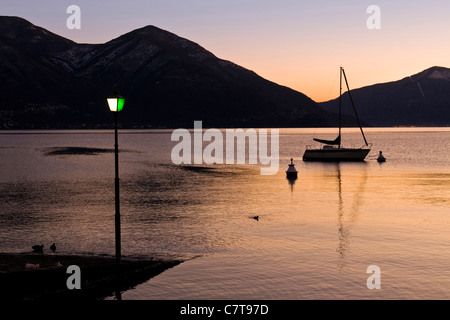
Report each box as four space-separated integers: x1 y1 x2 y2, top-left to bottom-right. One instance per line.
0 128 449 299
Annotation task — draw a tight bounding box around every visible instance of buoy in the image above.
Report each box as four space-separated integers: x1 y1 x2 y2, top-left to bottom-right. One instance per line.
377 151 386 162
286 158 298 178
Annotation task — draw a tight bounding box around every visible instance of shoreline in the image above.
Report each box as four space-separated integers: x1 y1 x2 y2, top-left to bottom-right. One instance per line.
0 252 183 300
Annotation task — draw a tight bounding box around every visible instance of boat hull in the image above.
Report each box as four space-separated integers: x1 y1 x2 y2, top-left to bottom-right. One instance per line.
302 148 371 162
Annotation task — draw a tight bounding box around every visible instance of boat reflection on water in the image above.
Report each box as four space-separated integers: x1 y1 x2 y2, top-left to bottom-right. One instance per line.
285 158 299 193
287 175 297 193
334 163 368 269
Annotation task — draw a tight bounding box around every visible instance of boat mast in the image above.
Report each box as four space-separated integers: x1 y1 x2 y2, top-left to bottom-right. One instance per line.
341 68 369 147
338 67 342 149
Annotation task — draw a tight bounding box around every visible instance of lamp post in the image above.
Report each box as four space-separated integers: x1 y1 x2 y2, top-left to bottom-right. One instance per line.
107 94 125 264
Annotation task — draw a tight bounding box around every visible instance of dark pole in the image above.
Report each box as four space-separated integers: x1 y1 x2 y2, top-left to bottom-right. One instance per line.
338 67 342 149
341 68 369 147
114 111 121 264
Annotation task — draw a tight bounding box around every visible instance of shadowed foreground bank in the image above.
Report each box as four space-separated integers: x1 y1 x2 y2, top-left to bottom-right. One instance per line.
0 253 182 300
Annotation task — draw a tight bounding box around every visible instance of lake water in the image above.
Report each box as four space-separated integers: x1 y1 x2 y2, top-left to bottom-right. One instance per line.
1 128 449 300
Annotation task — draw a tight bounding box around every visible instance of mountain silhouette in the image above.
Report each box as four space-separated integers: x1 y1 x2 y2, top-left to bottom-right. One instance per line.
0 16 335 129
320 66 450 126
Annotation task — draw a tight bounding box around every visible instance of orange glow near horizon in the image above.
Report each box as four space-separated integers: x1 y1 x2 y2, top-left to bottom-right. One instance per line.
207 29 450 103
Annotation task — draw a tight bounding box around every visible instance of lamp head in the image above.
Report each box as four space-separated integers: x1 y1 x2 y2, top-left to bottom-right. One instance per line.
107 93 125 112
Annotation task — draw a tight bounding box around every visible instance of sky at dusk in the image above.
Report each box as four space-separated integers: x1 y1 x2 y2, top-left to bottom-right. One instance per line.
2 0 450 102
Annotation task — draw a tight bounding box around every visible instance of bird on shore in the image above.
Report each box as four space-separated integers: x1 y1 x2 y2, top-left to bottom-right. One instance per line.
32 245 44 253
253 216 259 221
50 243 56 252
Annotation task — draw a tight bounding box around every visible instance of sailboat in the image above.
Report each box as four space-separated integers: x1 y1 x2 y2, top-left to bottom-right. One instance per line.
302 67 371 161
